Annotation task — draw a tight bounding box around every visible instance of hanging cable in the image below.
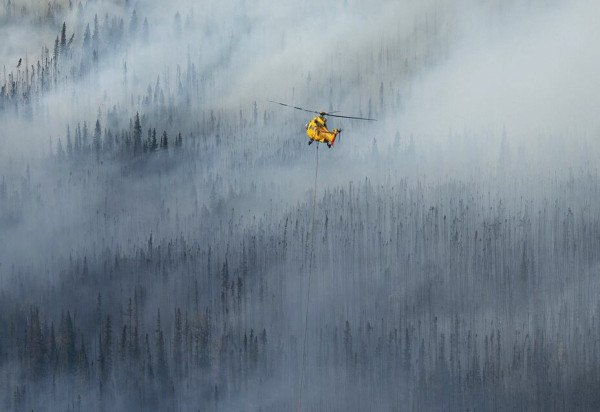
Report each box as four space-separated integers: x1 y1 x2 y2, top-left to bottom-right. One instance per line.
298 143 319 411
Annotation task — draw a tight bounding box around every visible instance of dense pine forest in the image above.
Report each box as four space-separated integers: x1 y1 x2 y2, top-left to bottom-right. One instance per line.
1 1 600 410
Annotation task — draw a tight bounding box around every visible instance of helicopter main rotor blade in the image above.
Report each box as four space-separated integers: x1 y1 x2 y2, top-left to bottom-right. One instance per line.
268 100 319 115
269 100 377 121
323 113 377 121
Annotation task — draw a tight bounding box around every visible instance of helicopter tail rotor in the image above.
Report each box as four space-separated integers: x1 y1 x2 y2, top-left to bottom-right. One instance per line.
333 128 342 146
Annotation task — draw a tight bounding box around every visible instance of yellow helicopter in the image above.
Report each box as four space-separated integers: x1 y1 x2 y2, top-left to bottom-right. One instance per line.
269 101 376 148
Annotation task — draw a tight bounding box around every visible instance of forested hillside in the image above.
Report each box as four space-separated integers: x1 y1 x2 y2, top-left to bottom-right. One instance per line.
1 0 600 410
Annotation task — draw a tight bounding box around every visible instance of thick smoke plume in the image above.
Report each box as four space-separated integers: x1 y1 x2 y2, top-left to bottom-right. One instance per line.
1 0 599 410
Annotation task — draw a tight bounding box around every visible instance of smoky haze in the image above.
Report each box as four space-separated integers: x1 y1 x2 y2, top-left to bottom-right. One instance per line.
1 0 600 411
